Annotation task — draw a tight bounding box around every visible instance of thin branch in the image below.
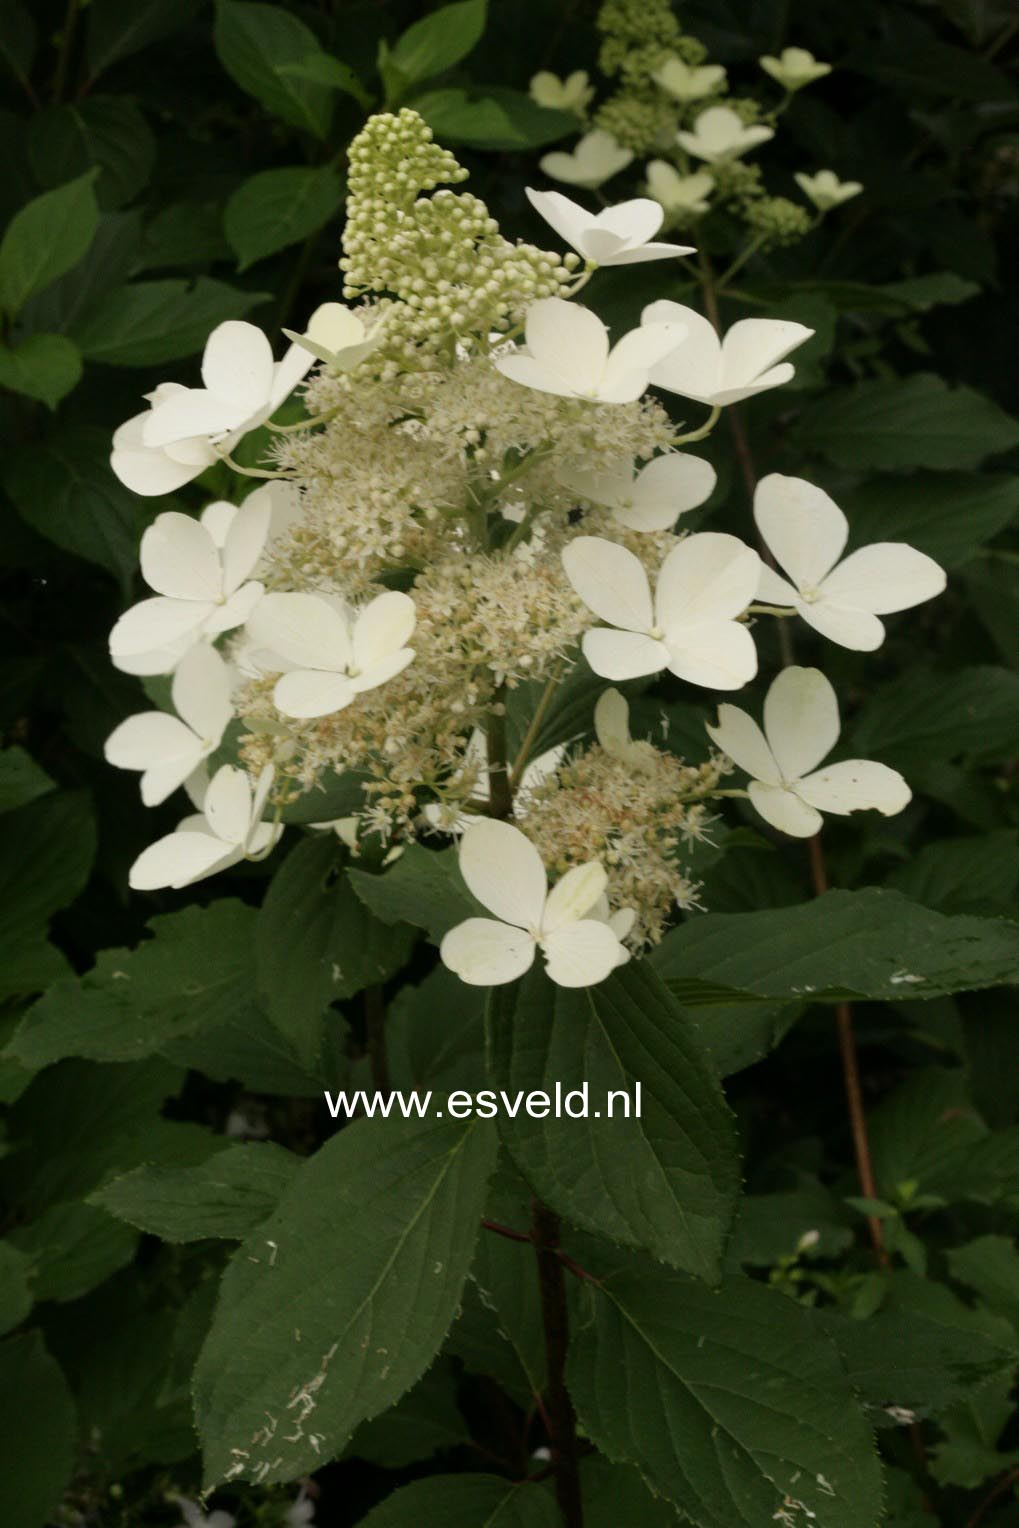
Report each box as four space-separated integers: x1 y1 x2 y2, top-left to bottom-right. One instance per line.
531 1200 584 1528
964 1466 1019 1528
509 669 562 789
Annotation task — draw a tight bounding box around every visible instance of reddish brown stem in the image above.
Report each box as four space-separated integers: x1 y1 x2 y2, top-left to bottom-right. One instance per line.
531 1199 584 1528
964 1467 1019 1528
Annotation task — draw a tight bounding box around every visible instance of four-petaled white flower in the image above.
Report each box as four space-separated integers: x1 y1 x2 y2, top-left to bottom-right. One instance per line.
760 48 832 91
642 301 814 406
129 764 282 890
525 189 695 266
794 170 863 211
676 106 774 163
594 688 658 773
110 382 219 497
494 298 685 405
562 532 760 689
645 163 714 218
540 130 633 189
529 69 593 114
247 590 416 718
440 820 627 987
561 452 715 531
652 56 727 101
109 498 272 675
104 644 234 806
754 474 946 650
283 301 384 373
707 666 910 837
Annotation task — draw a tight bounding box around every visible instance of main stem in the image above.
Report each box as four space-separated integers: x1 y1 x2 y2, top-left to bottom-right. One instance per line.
531 1200 584 1528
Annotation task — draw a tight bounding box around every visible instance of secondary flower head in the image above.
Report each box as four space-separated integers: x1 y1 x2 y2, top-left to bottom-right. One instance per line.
493 298 685 404
562 532 760 689
561 451 716 531
129 764 282 890
707 667 910 837
248 589 416 719
754 474 946 650
643 301 813 406
795 169 864 211
525 188 695 266
540 130 633 189
440 819 627 987
283 301 385 373
529 69 594 114
109 498 272 675
104 644 234 806
652 56 727 101
760 48 832 91
675 106 774 164
645 163 714 219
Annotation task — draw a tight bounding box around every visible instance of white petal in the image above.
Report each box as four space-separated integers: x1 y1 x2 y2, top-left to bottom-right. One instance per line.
796 761 911 818
559 462 634 510
664 618 758 690
600 321 687 402
753 474 847 590
171 644 233 743
349 646 415 693
143 389 241 447
203 581 264 637
582 628 669 680
458 819 547 929
596 239 696 265
200 499 238 546
141 752 205 807
352 591 416 670
819 543 947 615
524 187 591 254
541 920 624 987
705 704 780 783
594 688 631 753
268 340 316 410
756 564 798 605
748 781 823 837
590 197 664 248
561 536 653 631
709 364 796 405
619 452 715 531
797 599 885 651
129 831 238 890
440 918 537 986
109 597 211 656
721 319 813 387
104 711 198 772
542 861 607 932
655 532 760 626
110 413 205 495
526 299 608 396
643 303 721 398
222 498 273 593
763 666 839 780
273 669 357 718
203 765 252 845
201 321 274 411
248 592 352 672
493 353 583 399
141 512 222 601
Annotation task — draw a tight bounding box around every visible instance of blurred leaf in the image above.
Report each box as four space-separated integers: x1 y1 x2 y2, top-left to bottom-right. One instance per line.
843 472 1019 570
0 1243 33 1336
9 1201 138 1303
214 0 334 138
0 748 54 815
224 164 345 270
277 51 372 108
0 2 36 92
0 1333 76 1528
416 86 576 149
346 1360 470 1467
86 0 200 78
0 334 82 408
93 1143 300 1242
0 170 100 316
27 98 155 210
348 843 484 944
885 831 1019 914
70 275 268 365
355 1475 558 1526
0 791 95 1001
390 0 486 87
852 665 1019 769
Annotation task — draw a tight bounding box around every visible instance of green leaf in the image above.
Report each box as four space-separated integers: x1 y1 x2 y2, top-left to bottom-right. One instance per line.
947 1236 1019 1332
796 374 1019 471
880 272 981 311
194 1112 497 1486
0 1333 76 1528
85 0 200 78
389 0 486 86
256 836 417 1064
27 97 155 210
0 1242 33 1336
346 1359 469 1467
20 209 142 333
0 2 36 92
224 164 345 270
0 791 95 1000
70 276 269 366
487 961 740 1280
569 1264 883 1528
92 1143 300 1243
842 472 1019 570
348 843 484 943
214 0 334 138
847 12 1017 101
886 831 1019 915
356 1474 559 1527
0 334 82 408
9 1200 138 1303
867 1069 983 1200
582 1455 690 1527
278 766 370 824
729 1187 853 1266
160 1002 326 1098
0 170 100 316
852 666 1019 771
10 901 259 1068
385 965 486 1093
415 86 576 149
5 426 156 588
652 888 1019 1005
277 51 372 108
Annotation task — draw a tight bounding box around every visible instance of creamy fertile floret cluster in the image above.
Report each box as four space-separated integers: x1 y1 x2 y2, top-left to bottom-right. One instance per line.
530 0 862 243
106 108 944 991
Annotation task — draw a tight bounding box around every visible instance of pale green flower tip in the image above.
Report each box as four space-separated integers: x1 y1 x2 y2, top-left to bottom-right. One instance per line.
794 170 864 211
758 47 833 91
529 69 595 115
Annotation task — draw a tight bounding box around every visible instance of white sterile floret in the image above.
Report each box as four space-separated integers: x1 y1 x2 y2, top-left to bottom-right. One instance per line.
494 298 685 404
794 170 863 211
561 451 716 531
591 893 637 960
440 819 627 987
645 163 714 218
248 589 415 719
283 301 384 373
753 474 946 650
594 688 658 773
652 56 727 101
525 188 696 266
642 301 813 406
562 532 760 689
759 48 832 91
109 497 272 675
104 644 234 806
675 106 774 163
540 130 633 189
129 764 282 890
110 382 219 497
707 666 910 837
422 732 563 834
174 1500 235 1528
286 1487 316 1527
529 69 594 114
